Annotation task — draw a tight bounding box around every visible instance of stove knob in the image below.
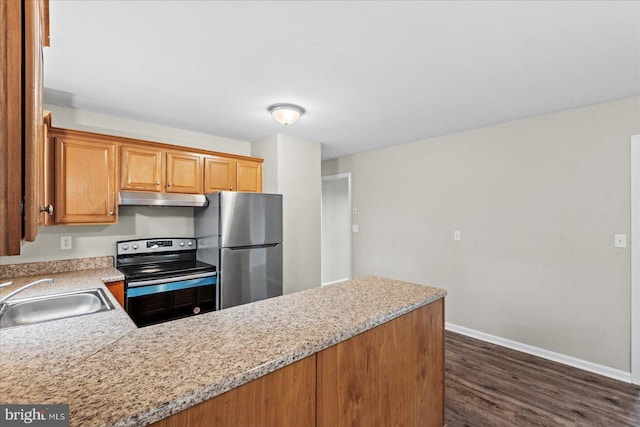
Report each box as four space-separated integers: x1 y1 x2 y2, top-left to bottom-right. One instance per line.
122 244 129 250
132 244 139 250
179 241 185 247
187 241 193 246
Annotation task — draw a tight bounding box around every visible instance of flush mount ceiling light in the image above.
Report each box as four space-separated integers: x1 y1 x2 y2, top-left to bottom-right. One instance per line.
268 103 305 125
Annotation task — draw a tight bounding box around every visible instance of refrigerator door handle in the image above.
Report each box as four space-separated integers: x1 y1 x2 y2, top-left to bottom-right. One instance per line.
228 243 281 250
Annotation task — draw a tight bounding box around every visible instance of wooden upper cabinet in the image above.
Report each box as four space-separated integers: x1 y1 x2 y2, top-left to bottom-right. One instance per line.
39 114 54 227
120 144 163 192
1 0 23 255
204 156 237 192
54 135 117 224
204 156 263 193
121 145 206 194
23 0 47 242
40 127 262 230
1 0 48 255
237 160 263 193
166 151 202 194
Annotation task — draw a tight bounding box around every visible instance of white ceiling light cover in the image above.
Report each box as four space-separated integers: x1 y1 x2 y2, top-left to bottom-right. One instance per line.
268 103 306 125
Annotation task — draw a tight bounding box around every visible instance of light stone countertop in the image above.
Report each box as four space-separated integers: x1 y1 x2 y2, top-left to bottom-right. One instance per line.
0 270 446 427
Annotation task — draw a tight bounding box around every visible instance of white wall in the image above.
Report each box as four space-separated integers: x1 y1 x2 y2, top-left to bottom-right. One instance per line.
45 104 251 156
1 105 252 265
2 207 194 264
251 134 279 193
252 133 322 295
278 134 322 294
322 97 640 372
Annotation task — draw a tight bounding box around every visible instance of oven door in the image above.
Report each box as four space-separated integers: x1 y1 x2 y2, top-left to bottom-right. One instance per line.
125 272 216 327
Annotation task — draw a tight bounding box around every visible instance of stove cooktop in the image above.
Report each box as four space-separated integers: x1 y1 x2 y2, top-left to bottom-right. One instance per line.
117 260 216 282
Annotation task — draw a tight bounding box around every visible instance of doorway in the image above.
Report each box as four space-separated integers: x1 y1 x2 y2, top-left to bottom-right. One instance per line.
321 173 352 285
632 135 640 384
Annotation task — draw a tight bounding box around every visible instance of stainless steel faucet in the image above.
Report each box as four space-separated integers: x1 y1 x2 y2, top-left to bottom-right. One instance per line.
0 278 54 305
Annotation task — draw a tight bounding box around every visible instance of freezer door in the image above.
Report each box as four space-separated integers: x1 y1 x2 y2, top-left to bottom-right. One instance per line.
220 244 283 309
219 192 283 247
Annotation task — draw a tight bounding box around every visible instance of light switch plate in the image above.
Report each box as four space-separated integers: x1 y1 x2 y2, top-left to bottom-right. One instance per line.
352 225 359 233
614 234 627 248
454 230 461 241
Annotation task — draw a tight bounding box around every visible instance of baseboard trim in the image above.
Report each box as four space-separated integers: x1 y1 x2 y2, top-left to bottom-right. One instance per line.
321 278 350 286
445 322 631 383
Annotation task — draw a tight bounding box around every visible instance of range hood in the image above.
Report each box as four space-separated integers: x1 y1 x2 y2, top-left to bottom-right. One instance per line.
118 191 208 207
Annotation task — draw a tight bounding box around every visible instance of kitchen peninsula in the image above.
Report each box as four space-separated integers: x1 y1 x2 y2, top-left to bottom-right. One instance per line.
0 267 446 427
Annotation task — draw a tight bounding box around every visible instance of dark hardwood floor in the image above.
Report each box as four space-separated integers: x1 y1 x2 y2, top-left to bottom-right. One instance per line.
445 331 640 426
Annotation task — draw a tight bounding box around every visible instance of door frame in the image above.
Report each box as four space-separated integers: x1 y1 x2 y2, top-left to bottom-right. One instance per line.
321 173 352 285
632 135 640 384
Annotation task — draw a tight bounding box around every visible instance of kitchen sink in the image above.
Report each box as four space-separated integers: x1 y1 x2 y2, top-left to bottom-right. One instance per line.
0 288 114 329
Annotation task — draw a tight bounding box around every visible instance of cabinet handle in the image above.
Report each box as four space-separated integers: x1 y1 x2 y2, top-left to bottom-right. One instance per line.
167 182 173 187
155 181 161 185
109 211 115 216
229 187 233 190
39 204 54 215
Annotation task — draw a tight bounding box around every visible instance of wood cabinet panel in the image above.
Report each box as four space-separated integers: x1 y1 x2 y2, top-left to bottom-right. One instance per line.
317 299 444 427
236 160 262 193
39 116 54 226
105 280 125 308
121 145 217 195
151 354 316 427
166 151 202 194
150 300 444 427
120 145 163 191
0 0 22 255
1 0 48 253
47 129 262 228
204 156 237 192
23 0 46 242
204 157 263 193
54 136 117 224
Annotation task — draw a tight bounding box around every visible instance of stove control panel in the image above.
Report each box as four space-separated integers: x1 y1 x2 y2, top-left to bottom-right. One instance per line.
116 238 197 255
147 240 173 248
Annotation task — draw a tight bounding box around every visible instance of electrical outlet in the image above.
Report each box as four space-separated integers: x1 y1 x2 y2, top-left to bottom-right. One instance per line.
352 225 359 233
60 236 72 250
353 207 358 215
614 234 627 248
454 230 461 241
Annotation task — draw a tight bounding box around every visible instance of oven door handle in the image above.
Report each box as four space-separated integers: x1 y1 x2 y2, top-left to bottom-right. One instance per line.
127 271 217 288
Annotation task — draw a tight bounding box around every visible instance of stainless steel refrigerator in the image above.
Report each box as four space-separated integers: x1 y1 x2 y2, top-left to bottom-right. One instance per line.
194 191 283 310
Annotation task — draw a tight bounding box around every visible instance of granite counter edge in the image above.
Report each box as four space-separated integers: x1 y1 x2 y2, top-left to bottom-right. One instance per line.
118 291 446 427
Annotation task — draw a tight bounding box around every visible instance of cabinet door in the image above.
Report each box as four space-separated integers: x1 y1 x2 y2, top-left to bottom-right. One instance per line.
204 156 237 192
236 160 263 193
166 151 202 194
23 0 47 241
39 119 54 226
54 136 117 224
120 144 163 191
0 0 24 255
105 280 125 308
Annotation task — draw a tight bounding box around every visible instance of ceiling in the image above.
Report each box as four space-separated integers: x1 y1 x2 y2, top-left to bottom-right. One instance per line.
44 1 640 160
